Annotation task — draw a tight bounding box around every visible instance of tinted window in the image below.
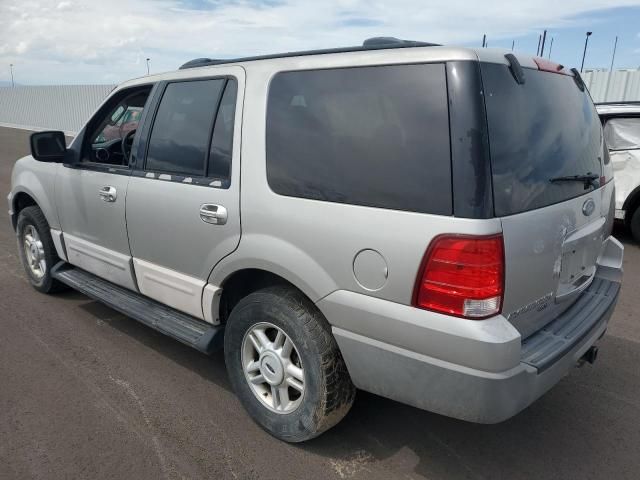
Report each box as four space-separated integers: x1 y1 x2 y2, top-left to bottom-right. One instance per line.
208 80 237 180
146 79 224 176
266 64 452 214
482 63 603 216
604 117 640 151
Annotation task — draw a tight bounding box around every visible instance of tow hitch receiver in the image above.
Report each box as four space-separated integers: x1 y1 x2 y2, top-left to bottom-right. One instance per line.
578 346 599 367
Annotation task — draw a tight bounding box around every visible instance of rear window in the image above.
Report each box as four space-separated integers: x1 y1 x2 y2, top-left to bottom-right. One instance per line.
266 64 452 215
482 63 603 216
604 117 640 151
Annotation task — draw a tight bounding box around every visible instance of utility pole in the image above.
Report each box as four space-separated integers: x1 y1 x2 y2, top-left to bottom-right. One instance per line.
511 40 515 51
9 63 14 87
536 34 541 56
540 30 547 57
146 58 151 75
609 36 618 72
548 37 554 58
482 34 486 48
581 31 592 73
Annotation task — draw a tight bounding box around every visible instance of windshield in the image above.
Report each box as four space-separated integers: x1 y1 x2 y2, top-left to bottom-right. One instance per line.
481 63 603 216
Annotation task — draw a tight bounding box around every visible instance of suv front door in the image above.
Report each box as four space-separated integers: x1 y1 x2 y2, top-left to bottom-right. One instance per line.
125 69 243 320
56 85 154 289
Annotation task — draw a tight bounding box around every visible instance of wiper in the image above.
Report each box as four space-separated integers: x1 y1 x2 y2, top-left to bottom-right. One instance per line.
549 173 599 190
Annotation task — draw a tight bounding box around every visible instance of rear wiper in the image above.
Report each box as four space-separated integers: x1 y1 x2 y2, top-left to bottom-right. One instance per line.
549 173 599 190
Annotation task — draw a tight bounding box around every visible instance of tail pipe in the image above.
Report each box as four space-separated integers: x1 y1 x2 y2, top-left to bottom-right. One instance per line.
579 346 599 367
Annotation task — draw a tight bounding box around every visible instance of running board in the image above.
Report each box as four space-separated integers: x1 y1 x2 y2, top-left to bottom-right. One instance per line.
51 262 224 354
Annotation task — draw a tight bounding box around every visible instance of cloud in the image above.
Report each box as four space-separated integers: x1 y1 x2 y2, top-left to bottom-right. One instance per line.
1 0 639 84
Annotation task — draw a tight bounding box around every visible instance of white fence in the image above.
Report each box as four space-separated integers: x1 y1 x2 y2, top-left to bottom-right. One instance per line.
0 85 115 134
583 69 640 103
0 70 639 135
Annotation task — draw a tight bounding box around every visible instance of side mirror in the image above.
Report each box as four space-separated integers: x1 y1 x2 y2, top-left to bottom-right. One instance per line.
30 131 67 162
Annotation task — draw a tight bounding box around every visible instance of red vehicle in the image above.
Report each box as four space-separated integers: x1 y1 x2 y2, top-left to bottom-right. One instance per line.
95 107 142 143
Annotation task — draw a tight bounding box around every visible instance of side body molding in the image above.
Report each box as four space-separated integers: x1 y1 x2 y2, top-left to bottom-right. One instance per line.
133 258 206 320
64 233 137 290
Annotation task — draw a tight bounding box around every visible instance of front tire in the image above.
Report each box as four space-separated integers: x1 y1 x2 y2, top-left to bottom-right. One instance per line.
16 206 66 293
630 207 640 244
224 285 355 442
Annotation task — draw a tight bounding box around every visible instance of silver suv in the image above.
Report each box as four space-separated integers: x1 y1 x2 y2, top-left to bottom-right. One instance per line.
8 38 624 442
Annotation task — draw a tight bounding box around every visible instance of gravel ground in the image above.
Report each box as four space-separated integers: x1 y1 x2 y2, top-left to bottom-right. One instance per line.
1 126 639 480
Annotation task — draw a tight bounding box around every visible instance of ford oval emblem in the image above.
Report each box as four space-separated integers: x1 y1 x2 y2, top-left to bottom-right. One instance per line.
582 198 596 216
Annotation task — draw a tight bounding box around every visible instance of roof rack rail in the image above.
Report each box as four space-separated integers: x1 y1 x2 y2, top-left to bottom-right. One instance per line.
594 100 640 105
179 37 440 69
179 58 225 69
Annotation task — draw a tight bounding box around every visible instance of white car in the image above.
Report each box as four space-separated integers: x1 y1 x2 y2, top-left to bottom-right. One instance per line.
597 102 640 241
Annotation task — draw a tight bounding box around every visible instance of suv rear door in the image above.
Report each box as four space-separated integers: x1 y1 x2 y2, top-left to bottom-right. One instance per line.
125 68 243 320
481 61 613 338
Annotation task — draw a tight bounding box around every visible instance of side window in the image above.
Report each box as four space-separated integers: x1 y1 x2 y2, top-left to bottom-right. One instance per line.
146 79 225 176
85 87 152 166
265 64 452 214
208 80 237 181
604 117 640 151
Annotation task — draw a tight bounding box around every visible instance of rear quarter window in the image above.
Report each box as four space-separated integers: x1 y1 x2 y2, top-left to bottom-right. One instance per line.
266 64 452 215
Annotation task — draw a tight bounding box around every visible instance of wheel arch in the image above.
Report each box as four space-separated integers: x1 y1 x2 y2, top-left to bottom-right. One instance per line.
10 190 38 230
10 157 60 232
217 268 326 326
623 184 640 227
208 233 339 325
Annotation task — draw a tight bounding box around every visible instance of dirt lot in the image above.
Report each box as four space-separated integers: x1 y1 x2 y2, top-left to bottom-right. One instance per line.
1 126 639 480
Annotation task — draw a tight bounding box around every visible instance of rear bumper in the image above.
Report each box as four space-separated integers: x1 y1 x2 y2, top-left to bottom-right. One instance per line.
322 237 623 423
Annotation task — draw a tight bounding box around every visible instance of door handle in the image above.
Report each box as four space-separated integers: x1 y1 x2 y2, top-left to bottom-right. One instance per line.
199 204 227 225
99 186 117 202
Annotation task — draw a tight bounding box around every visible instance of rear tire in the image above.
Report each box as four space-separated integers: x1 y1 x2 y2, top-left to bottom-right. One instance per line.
16 206 67 294
224 285 355 442
631 207 640 244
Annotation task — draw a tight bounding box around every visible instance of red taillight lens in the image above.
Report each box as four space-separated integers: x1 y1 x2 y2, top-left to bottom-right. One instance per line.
412 234 504 319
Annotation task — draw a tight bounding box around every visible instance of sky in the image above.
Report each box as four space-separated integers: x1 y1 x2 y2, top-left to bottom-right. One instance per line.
1 0 640 86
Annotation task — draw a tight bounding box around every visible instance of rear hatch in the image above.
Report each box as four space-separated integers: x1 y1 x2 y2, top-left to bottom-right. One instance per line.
481 60 612 338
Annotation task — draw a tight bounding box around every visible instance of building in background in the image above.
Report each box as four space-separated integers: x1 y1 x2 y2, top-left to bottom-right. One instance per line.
0 69 639 134
583 69 640 103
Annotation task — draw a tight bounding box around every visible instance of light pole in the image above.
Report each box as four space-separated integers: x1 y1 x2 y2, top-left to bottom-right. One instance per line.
580 31 592 73
609 36 618 72
146 58 151 75
9 63 14 87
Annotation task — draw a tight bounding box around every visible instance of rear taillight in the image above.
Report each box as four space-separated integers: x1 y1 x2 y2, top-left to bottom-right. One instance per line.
412 234 504 319
533 57 569 75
